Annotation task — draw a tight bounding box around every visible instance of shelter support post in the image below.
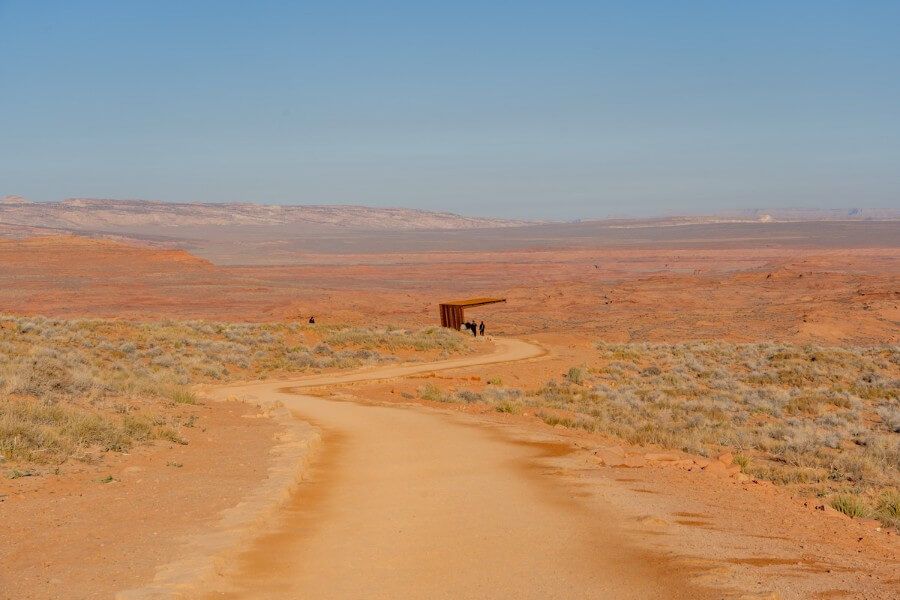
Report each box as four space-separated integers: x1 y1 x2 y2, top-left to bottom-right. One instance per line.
438 297 506 330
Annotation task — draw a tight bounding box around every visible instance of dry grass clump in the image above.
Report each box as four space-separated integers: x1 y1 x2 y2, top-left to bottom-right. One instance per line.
417 384 526 413
1 397 183 465
427 340 899 526
874 489 900 527
830 488 900 528
0 316 417 399
1 315 464 473
323 326 468 354
831 494 870 518
564 366 586 385
583 342 898 489
591 342 898 524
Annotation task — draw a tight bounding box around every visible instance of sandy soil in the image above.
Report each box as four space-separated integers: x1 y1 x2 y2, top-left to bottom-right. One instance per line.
0 401 281 600
342 336 900 599
1 225 897 598
148 339 709 599
113 338 897 599
0 235 896 345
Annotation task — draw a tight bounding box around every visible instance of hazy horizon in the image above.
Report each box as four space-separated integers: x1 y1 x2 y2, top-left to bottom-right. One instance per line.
2 1 899 220
4 193 898 224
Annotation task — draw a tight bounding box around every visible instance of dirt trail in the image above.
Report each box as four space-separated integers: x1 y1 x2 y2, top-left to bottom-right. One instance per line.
198 339 711 599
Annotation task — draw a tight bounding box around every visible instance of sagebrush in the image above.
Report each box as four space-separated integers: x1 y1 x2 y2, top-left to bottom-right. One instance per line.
1 315 468 470
424 340 899 526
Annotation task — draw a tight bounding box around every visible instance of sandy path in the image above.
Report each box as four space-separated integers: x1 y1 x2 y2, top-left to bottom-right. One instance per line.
201 339 710 599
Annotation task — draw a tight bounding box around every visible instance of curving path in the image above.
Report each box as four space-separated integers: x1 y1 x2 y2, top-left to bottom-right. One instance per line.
201 338 709 599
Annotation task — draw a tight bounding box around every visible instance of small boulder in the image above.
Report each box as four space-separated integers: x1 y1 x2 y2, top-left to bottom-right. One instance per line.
703 461 728 475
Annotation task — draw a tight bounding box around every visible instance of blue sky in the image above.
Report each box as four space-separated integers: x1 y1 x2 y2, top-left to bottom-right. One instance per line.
1 1 898 219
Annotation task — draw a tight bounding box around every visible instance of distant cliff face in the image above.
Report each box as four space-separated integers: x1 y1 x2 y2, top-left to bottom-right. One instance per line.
0 197 530 231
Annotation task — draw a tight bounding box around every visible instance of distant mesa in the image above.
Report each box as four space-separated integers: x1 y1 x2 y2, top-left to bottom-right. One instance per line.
0 197 896 246
0 197 530 231
734 207 897 222
598 207 898 229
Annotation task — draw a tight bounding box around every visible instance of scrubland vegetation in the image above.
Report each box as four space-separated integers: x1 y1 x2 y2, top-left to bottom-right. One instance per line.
322 325 467 353
421 341 899 527
0 315 467 473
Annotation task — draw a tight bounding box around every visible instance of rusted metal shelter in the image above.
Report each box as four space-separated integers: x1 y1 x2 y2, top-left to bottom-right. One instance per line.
438 297 506 330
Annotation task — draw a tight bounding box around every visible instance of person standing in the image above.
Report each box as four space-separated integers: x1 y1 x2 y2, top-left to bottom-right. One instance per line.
479 321 485 336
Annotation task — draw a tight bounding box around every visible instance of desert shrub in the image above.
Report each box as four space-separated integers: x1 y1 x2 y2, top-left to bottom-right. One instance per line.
0 316 460 405
876 404 900 433
831 494 870 518
312 343 334 356
459 340 900 507
323 326 467 353
417 383 446 403
454 390 483 404
495 400 522 414
484 387 523 402
874 489 900 527
0 315 468 470
565 366 586 385
537 411 595 431
822 432 844 449
0 397 167 465
169 387 198 405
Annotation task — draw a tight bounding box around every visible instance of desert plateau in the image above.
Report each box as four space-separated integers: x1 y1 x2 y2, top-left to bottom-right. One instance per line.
3 3 900 598
0 202 897 599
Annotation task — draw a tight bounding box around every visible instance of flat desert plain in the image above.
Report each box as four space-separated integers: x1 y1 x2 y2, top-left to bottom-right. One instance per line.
0 219 898 599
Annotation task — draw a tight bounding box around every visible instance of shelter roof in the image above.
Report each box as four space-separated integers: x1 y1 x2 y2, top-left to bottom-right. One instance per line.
439 297 507 308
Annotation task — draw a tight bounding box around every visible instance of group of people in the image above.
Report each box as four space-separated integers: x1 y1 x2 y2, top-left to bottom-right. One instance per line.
463 320 485 337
